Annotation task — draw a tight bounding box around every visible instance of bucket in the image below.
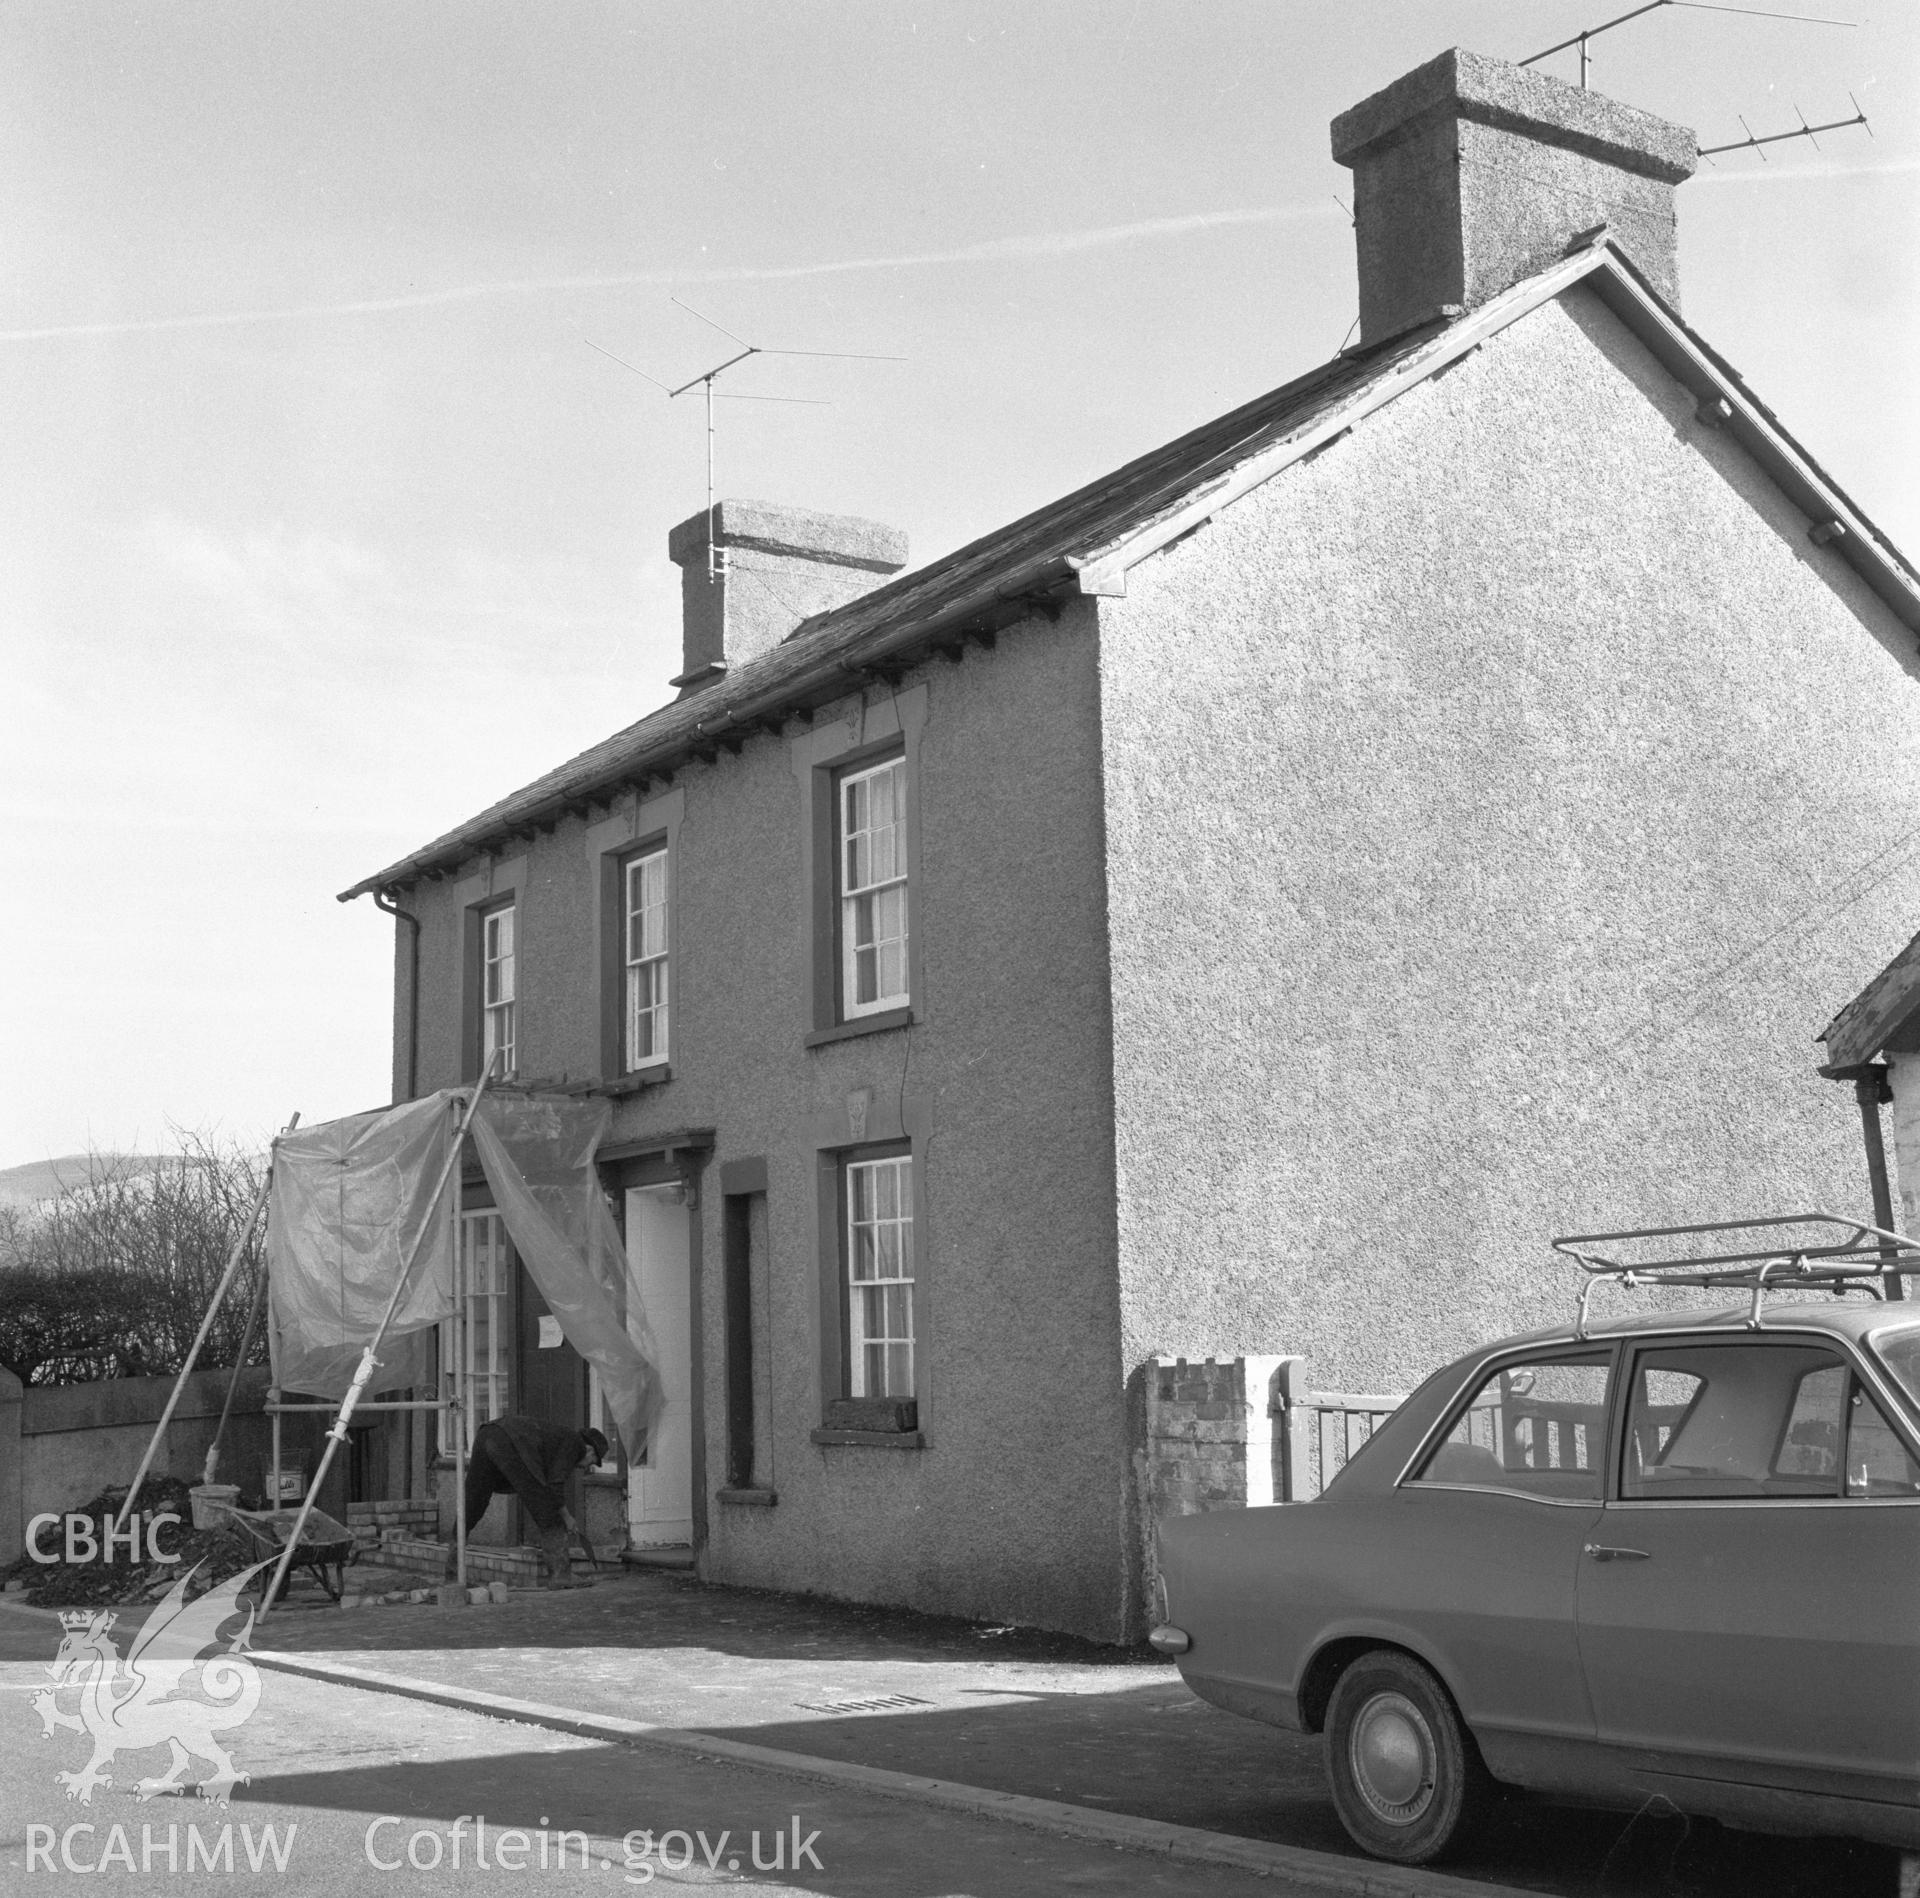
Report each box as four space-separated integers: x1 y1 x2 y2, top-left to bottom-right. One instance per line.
189 1484 240 1532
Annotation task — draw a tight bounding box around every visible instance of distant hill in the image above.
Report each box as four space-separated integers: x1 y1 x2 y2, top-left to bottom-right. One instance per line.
0 1153 190 1210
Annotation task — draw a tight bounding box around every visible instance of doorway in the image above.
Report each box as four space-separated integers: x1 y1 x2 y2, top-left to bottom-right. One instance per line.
626 1183 693 1547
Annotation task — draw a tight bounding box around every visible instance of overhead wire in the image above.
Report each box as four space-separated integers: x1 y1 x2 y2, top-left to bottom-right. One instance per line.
1572 818 1920 1072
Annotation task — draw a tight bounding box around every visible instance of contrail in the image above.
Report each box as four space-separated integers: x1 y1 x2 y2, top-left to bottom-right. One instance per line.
0 204 1335 344
1694 154 1920 185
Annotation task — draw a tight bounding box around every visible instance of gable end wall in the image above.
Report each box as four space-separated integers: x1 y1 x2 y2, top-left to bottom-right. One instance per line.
1097 284 1920 1392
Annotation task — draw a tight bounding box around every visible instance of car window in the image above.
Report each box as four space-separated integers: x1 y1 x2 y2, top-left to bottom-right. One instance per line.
1410 1353 1610 1500
1632 1364 1702 1469
1846 1379 1920 1498
1776 1362 1846 1480
1870 1323 1920 1411
1623 1342 1855 1500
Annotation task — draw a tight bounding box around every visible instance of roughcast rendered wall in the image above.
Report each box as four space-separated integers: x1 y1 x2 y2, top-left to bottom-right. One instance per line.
677 617 1131 1640
393 610 1133 1640
1098 284 1920 1397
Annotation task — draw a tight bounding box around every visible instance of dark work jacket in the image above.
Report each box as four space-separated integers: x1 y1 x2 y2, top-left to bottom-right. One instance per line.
476 1415 587 1510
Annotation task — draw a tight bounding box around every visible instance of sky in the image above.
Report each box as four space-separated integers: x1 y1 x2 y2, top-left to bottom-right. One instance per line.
4 1 1916 1166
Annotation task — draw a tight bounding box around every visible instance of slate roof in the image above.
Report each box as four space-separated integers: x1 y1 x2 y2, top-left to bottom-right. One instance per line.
339 319 1446 899
344 241 1920 900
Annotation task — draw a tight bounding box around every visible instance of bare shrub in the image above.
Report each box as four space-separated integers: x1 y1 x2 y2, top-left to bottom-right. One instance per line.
0 1137 269 1387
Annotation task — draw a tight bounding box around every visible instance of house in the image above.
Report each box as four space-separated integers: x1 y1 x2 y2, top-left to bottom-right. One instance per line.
338 49 1920 1641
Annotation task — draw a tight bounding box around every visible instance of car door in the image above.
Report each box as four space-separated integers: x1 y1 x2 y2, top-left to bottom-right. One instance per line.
1576 1333 1920 1805
1393 1348 1611 1766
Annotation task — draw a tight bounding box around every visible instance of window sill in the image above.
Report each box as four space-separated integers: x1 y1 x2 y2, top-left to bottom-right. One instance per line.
593 1065 673 1098
716 1486 778 1507
804 1008 914 1049
810 1428 925 1450
825 1396 916 1433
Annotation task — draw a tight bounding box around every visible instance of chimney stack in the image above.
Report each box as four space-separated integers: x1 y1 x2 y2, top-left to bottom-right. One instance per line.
1331 49 1696 349
668 499 908 696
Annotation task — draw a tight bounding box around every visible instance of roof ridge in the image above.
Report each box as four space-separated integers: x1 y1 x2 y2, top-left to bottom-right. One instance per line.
342 245 1920 900
342 338 1414 895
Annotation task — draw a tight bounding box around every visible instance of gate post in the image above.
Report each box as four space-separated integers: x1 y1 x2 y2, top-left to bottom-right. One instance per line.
1275 1357 1314 1501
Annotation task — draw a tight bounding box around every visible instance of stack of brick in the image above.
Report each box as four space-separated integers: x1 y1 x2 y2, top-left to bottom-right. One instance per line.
347 1501 441 1558
345 1501 612 1587
375 1536 543 1586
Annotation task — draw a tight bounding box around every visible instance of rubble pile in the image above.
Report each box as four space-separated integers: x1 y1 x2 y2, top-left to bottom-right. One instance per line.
1 1476 261 1609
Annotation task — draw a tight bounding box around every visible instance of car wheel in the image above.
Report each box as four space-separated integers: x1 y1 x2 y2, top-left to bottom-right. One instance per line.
1324 1650 1490 1864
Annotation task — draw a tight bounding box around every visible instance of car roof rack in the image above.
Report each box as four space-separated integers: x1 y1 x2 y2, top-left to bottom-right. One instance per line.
1550 1211 1920 1338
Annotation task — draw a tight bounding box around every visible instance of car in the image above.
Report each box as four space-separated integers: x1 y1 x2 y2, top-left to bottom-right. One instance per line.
1152 1214 1920 1866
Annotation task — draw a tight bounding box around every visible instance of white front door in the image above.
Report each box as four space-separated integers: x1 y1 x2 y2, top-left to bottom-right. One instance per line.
626 1184 693 1546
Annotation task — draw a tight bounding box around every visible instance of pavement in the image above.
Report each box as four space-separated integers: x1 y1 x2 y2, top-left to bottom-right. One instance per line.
1 1562 1902 1898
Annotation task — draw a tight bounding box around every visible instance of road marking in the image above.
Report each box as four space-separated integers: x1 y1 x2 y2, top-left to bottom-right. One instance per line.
791 1693 934 1714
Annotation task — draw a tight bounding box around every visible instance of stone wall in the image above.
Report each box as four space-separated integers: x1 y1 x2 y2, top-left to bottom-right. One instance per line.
2 1366 290 1566
0 1368 20 1567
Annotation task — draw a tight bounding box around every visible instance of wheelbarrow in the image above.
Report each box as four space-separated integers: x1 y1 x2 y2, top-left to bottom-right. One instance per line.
227 1506 357 1602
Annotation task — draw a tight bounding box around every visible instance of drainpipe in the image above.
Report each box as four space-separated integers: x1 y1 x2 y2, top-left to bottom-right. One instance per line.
1822 1061 1905 1301
367 883 423 1494
372 886 421 1102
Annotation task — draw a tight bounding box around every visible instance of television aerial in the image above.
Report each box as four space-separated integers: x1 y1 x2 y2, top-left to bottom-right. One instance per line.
587 299 904 578
1521 0 1853 89
1518 0 1871 164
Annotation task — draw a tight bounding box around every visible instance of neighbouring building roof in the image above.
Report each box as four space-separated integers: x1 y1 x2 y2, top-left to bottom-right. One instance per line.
342 239 1920 902
1820 929 1920 1069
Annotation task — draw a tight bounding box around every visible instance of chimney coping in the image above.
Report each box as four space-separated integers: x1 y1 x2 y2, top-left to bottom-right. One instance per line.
1331 47 1697 186
668 498 908 574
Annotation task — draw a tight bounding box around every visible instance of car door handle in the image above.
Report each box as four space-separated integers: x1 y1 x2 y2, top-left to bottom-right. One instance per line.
1583 1543 1650 1563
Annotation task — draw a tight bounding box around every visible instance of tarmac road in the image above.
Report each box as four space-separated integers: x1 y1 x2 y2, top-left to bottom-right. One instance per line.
1 1576 1901 1898
0 1607 1391 1898
242 1568 1899 1898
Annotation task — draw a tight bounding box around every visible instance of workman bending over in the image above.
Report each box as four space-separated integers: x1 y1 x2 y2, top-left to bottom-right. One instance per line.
448 1415 608 1588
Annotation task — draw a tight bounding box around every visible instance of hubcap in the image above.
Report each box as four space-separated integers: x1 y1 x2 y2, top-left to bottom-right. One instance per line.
1348 1691 1437 1826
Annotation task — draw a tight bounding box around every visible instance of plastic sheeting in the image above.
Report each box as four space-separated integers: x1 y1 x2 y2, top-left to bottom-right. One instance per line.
266 1092 458 1398
264 1087 662 1456
470 1094 663 1458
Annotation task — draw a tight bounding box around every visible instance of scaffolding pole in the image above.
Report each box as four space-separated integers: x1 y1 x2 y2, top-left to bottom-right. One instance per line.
114 1114 300 1536
203 1258 271 1487
258 1066 495 1619
454 1157 467 1597
455 1379 467 1596
267 1398 451 1411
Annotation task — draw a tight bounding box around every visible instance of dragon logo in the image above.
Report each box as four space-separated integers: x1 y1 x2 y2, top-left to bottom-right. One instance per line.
30 1558 275 1805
